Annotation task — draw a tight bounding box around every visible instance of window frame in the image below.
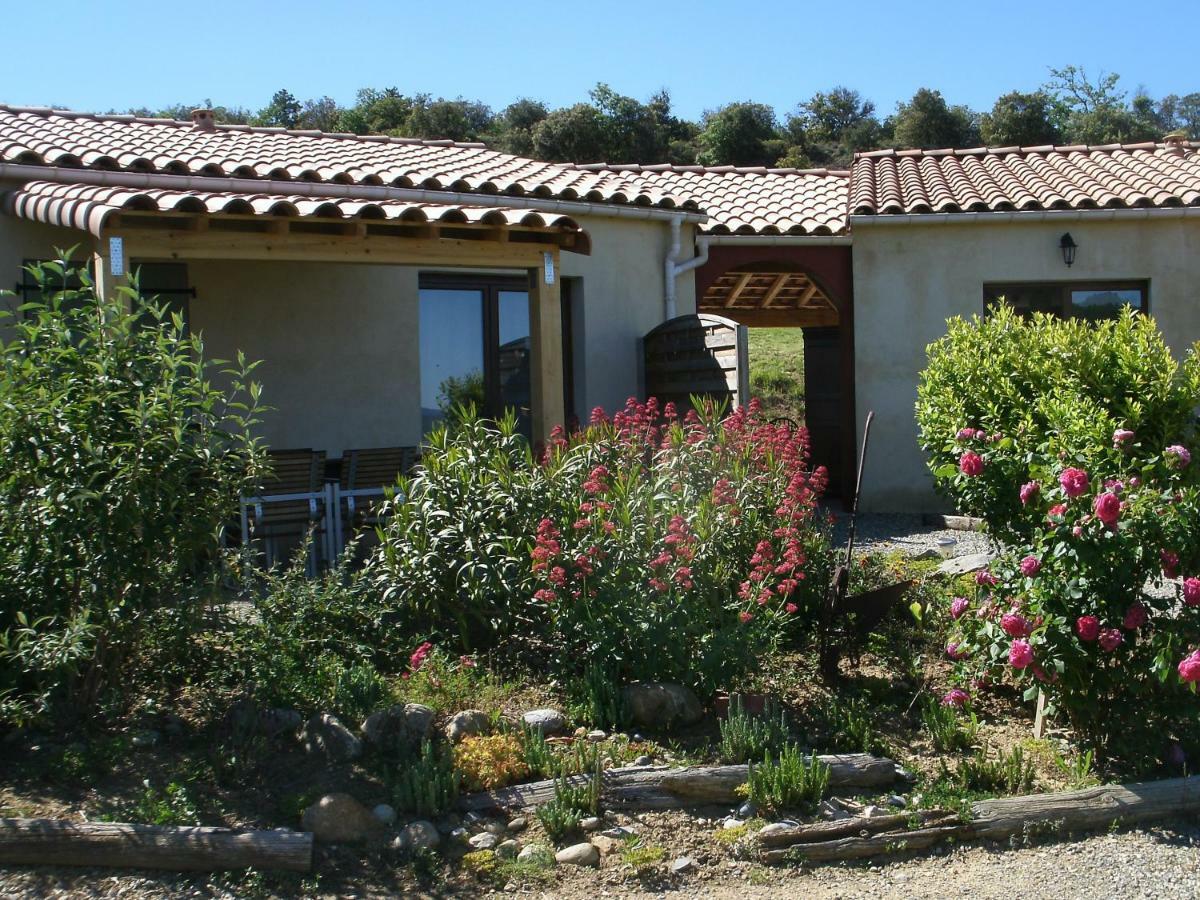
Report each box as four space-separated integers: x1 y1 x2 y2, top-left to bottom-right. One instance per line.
983 280 1150 320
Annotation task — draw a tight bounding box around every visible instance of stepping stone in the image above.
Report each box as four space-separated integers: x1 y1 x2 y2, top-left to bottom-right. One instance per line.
937 551 995 576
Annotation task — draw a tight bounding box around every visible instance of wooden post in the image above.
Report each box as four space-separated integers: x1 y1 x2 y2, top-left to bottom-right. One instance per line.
92 236 131 310
528 249 564 443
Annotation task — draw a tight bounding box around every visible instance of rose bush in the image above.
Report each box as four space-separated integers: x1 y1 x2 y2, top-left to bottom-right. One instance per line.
917 305 1200 758
370 398 832 697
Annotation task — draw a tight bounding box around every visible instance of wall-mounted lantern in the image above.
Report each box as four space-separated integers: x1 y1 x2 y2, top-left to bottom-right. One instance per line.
1060 232 1077 267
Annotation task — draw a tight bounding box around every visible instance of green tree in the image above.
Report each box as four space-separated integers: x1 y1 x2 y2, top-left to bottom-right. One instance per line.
783 86 882 166
890 88 979 149
1044 66 1157 144
698 102 779 166
254 89 302 128
493 98 549 156
337 87 414 135
980 90 1061 146
403 96 494 142
298 96 343 132
532 103 609 162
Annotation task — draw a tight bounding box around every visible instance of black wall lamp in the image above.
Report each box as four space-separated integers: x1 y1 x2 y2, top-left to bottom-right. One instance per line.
1060 232 1077 267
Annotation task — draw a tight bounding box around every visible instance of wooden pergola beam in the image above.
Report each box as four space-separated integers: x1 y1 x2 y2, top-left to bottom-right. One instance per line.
796 281 819 308
723 273 754 308
712 306 840 328
528 250 564 444
760 274 790 309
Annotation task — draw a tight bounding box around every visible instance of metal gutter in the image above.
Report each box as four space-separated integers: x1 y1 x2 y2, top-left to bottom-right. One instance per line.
701 234 852 245
849 207 1200 227
0 163 709 226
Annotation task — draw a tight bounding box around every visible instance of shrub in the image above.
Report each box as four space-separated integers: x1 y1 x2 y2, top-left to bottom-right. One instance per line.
454 733 530 791
745 744 829 813
0 259 265 724
920 694 979 753
718 696 790 763
370 399 832 697
917 306 1200 757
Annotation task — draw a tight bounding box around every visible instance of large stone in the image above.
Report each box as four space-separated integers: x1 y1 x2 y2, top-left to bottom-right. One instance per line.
517 843 556 867
495 839 519 860
445 709 491 743
301 713 362 762
622 682 704 730
469 832 499 850
555 842 600 867
937 551 995 577
521 708 566 735
361 703 434 755
301 793 379 844
397 819 441 851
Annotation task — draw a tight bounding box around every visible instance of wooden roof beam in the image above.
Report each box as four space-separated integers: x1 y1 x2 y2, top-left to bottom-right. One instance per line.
724 272 754 308
760 274 789 309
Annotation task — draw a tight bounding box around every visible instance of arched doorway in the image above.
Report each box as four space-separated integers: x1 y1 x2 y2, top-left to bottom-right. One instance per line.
695 245 855 502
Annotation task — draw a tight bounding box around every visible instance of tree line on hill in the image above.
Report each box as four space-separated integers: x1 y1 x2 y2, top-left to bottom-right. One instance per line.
124 66 1198 169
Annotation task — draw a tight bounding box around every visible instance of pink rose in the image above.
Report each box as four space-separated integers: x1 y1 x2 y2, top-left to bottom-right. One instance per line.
975 570 998 587
1093 492 1122 527
942 688 970 707
946 642 969 660
956 427 977 441
1001 613 1033 639
1162 550 1180 579
1165 445 1192 469
1076 616 1100 641
1123 603 1148 630
1019 481 1041 506
1009 640 1034 669
1113 429 1135 447
1047 503 1068 523
950 596 970 619
1098 628 1124 652
1184 577 1200 607
1072 526 1084 538
1019 555 1041 577
959 451 985 477
1179 649 1200 683
1059 467 1090 498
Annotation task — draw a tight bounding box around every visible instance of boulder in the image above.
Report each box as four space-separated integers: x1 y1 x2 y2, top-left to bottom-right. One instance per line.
495 839 519 860
397 819 441 851
506 816 527 832
301 713 362 762
521 708 566 735
555 842 600 867
468 832 499 850
445 709 491 743
372 803 396 825
517 843 556 867
622 682 703 730
361 703 434 755
301 793 379 844
226 699 301 738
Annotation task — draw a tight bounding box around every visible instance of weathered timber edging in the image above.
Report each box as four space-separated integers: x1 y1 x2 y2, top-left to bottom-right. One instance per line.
459 753 901 812
0 819 314 872
762 775 1200 864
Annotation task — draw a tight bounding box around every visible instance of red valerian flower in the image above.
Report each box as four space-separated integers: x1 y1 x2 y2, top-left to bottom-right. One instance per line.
1162 550 1181 580
1165 444 1192 469
409 641 433 672
950 597 970 619
1113 428 1135 447
942 688 970 707
738 611 753 624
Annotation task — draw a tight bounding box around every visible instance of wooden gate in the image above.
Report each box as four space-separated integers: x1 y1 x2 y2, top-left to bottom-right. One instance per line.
642 314 748 413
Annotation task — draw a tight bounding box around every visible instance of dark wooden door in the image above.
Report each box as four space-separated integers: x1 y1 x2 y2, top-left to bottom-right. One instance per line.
642 314 748 414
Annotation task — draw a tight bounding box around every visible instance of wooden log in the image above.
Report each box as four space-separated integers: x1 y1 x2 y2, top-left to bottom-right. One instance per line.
762 823 974 865
970 776 1200 839
757 810 958 848
459 754 900 812
0 819 313 872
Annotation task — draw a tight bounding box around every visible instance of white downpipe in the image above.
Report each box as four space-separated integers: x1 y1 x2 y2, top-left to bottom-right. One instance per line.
663 215 710 319
0 163 709 226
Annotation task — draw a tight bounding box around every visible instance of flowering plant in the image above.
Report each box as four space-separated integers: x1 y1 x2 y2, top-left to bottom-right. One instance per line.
918 305 1200 755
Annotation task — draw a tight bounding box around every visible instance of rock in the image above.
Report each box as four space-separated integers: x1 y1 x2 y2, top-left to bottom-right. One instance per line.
757 823 792 838
361 704 434 755
448 827 470 844
445 709 491 743
301 713 362 762
888 794 907 808
372 803 396 825
464 810 487 825
226 700 301 738
131 730 160 748
586 729 607 743
469 832 499 850
622 682 704 730
600 826 636 839
398 820 441 852
737 801 758 818
437 812 462 832
518 843 556 867
496 839 519 860
521 708 566 735
556 842 600 867
591 834 621 856
863 805 884 818
580 816 602 832
722 817 744 829
301 793 379 844
819 800 850 821
671 856 698 875
484 821 506 835
937 550 995 576
507 817 527 832
634 754 654 766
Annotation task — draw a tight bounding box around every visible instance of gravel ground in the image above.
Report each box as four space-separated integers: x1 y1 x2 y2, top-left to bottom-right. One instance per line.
829 511 994 560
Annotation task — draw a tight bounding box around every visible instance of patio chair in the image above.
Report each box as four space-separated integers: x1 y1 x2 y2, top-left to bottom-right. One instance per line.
336 446 420 557
241 448 328 571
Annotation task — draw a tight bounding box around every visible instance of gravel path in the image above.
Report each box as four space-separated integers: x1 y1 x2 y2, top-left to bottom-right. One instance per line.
829 511 994 561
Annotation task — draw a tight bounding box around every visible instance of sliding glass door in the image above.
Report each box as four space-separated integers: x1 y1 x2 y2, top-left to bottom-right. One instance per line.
419 275 531 436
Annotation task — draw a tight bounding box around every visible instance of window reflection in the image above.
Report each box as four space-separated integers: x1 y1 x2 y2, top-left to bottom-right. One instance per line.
419 288 485 433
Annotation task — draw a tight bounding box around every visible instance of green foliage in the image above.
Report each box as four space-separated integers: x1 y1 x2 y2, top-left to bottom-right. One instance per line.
567 662 627 731
890 87 979 150
1054 747 1099 789
980 91 1061 147
745 744 830 814
390 739 461 817
368 399 832 697
747 328 805 424
819 696 885 755
619 835 665 872
99 780 202 826
521 725 561 780
536 753 601 844
718 696 790 763
920 695 979 753
535 797 580 845
0 258 265 725
698 102 779 166
956 745 1035 796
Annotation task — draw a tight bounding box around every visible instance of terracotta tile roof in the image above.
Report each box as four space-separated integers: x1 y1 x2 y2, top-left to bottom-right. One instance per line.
849 142 1200 216
0 105 695 212
2 179 586 239
579 163 851 235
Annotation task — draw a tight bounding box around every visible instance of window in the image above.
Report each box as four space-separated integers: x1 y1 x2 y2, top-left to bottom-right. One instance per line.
983 281 1148 321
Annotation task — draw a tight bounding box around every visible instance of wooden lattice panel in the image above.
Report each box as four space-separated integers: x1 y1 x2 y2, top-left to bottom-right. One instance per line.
700 270 839 327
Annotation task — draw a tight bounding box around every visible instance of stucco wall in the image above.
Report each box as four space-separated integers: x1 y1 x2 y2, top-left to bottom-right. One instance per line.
0 205 97 325
853 215 1200 512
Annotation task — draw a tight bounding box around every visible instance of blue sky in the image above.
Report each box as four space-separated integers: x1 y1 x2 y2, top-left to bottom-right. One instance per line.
5 0 1193 120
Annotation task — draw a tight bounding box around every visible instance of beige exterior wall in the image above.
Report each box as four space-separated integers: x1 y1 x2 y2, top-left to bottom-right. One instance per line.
853 214 1200 512
0 204 693 455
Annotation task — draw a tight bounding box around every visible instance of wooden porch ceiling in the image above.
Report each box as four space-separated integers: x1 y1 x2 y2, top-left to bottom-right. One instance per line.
700 270 839 328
